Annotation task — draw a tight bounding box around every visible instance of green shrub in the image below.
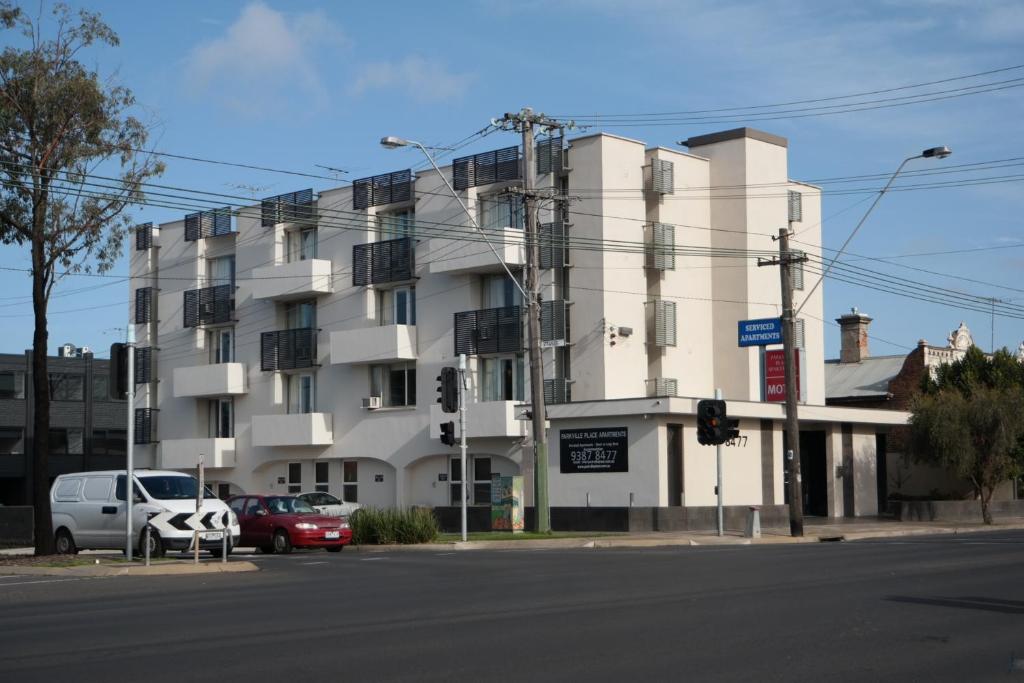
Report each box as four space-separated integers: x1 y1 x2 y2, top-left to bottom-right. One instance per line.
350 507 439 545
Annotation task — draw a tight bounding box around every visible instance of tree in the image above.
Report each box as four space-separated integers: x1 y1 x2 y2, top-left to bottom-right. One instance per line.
0 3 162 554
909 347 1024 524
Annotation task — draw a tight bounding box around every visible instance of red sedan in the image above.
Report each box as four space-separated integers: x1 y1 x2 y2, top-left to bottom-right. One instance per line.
227 494 352 553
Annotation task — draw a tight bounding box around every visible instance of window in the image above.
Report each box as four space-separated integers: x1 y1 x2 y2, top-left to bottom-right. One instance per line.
287 373 316 414
482 273 522 309
217 483 231 500
0 428 23 454
288 462 302 494
370 363 416 407
480 194 523 231
377 209 414 240
481 355 524 402
229 497 246 515
209 327 234 364
92 375 110 402
0 371 25 399
208 255 236 287
91 429 126 457
50 428 83 455
210 398 234 438
315 461 329 493
376 286 416 326
49 373 84 401
342 461 358 503
83 476 113 501
449 456 492 505
286 300 317 329
114 475 143 502
287 227 318 262
244 498 262 516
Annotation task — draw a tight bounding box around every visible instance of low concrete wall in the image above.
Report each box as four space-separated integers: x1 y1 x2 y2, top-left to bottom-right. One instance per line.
0 506 33 546
628 505 790 532
896 499 1024 522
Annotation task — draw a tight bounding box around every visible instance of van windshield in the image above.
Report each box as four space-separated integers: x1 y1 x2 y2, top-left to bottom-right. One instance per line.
138 475 216 500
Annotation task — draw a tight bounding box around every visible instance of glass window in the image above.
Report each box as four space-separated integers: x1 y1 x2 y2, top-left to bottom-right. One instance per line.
288 462 302 494
377 287 416 326
479 194 523 231
0 371 25 399
481 355 524 402
0 428 23 454
244 498 262 516
286 300 317 329
377 209 414 240
114 475 143 502
315 461 329 493
209 328 234 364
92 375 110 402
288 373 315 414
287 227 318 262
49 374 84 401
342 461 358 503
83 476 113 502
217 483 231 500
370 363 415 407
482 274 522 309
138 475 216 500
208 255 236 287
210 398 233 438
229 497 246 514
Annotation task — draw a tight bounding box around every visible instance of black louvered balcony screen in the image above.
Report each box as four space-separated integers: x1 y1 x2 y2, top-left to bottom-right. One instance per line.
261 188 315 227
540 300 567 344
539 220 568 269
184 208 233 241
135 223 153 251
183 284 234 328
352 170 413 210
352 237 414 286
452 146 521 191
134 287 154 324
536 136 564 175
544 378 571 405
134 347 152 385
134 408 157 444
454 306 522 355
261 328 317 371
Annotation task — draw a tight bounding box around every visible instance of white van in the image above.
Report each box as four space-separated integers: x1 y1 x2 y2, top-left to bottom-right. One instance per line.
50 470 240 558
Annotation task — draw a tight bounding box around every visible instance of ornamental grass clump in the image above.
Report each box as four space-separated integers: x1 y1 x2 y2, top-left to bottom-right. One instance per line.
350 507 439 545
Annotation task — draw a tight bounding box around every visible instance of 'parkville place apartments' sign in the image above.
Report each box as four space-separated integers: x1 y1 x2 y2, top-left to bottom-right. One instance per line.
560 428 629 473
764 348 800 402
738 317 783 347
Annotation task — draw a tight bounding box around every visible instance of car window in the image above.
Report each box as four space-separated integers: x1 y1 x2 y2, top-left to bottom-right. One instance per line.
228 498 246 515
266 496 316 514
138 475 216 500
244 498 263 516
82 476 113 501
309 493 325 506
54 478 82 501
322 493 341 505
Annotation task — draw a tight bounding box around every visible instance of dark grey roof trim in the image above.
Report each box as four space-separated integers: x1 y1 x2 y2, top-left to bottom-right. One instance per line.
682 128 788 149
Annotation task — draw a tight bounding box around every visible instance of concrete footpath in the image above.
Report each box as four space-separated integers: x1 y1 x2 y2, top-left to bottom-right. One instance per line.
0 557 259 577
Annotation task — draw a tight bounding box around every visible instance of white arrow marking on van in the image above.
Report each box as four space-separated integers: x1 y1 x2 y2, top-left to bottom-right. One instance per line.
147 511 177 536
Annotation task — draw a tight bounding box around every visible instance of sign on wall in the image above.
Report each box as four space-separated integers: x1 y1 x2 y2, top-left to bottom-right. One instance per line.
764 348 800 402
559 428 629 473
738 317 783 347
490 475 524 532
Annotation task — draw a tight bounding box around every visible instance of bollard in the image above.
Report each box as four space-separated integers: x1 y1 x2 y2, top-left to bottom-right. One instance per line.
144 524 151 567
745 506 761 539
222 524 228 564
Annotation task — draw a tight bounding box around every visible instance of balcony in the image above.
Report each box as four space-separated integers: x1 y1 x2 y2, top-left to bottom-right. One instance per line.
352 170 412 210
261 188 316 227
430 402 526 439
330 324 416 365
173 363 247 398
454 306 522 356
251 259 332 301
252 413 333 447
159 438 236 469
352 237 414 286
261 328 318 371
430 227 526 275
183 284 234 328
184 208 233 241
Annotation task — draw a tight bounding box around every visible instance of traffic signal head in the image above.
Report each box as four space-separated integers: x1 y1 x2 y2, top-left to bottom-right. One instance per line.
109 342 128 400
437 367 459 413
439 421 456 447
696 399 727 446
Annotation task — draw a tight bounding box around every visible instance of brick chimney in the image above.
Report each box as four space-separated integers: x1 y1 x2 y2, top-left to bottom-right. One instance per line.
836 307 872 363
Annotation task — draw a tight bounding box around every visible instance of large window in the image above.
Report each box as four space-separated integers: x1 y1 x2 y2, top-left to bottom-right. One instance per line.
210 398 234 438
0 428 23 454
0 371 25 399
209 327 235 364
449 456 492 505
376 286 416 326
377 209 414 240
208 255 236 287
481 355 524 402
91 429 126 457
50 428 83 455
482 273 522 309
370 362 416 407
479 194 523 231
49 373 84 401
287 462 302 494
286 300 317 329
288 373 316 414
342 461 358 503
287 227 318 262
92 375 110 402
315 461 329 493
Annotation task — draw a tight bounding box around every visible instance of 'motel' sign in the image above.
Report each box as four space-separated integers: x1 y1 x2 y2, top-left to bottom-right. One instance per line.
764 348 800 402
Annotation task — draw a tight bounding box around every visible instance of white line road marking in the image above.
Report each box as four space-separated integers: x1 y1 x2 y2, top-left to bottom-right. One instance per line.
0 578 81 587
361 557 387 561
435 552 456 556
302 561 328 565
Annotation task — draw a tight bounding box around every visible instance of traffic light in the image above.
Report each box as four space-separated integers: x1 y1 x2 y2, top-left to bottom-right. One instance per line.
109 342 128 400
436 367 459 413
697 399 729 445
439 421 456 446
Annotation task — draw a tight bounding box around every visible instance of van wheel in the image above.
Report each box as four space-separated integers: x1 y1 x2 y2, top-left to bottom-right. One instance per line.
273 530 292 555
140 529 165 559
54 528 77 555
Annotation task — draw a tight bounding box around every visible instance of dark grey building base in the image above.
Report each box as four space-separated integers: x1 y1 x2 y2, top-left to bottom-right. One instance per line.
896 499 1024 522
432 505 790 534
0 506 33 547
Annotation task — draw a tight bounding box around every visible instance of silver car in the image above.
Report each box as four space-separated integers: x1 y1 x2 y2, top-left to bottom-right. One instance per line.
297 491 362 518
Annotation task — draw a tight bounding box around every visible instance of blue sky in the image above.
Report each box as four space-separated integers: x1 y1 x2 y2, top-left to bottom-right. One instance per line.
3 0 1023 359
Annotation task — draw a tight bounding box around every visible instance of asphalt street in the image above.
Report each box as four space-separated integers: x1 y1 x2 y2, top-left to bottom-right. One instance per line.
2 532 1024 681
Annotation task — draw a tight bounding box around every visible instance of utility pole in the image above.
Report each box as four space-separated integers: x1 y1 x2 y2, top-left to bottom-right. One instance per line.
458 353 468 542
501 107 558 534
125 325 135 559
759 228 807 537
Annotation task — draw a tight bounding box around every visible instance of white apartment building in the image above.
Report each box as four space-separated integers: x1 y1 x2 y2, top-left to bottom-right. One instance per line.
129 127 907 530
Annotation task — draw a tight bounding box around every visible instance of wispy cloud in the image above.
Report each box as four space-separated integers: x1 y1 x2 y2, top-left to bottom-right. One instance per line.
351 56 474 102
183 2 345 117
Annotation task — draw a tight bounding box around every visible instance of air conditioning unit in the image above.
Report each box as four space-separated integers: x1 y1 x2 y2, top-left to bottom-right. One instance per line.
362 396 382 410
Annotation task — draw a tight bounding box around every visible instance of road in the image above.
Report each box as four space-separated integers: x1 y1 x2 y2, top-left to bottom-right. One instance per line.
1 532 1023 681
